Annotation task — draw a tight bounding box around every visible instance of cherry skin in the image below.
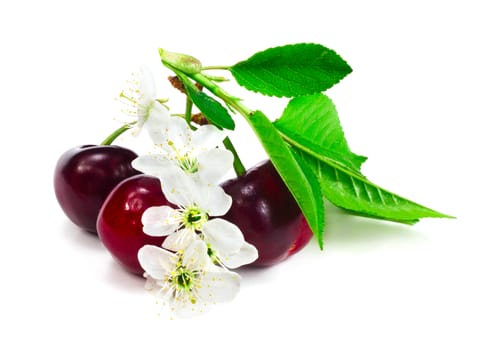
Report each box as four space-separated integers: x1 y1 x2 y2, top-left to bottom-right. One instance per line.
54 145 141 233
221 160 313 267
287 216 313 257
97 174 171 275
96 160 313 274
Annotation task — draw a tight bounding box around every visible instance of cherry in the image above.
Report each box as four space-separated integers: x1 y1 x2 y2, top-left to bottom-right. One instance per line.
54 145 141 233
221 160 313 267
97 174 171 275
96 160 312 274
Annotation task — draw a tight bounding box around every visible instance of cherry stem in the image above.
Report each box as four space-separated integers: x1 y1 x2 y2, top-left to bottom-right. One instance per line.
202 65 230 71
189 72 253 117
185 97 193 125
169 67 248 177
101 123 133 145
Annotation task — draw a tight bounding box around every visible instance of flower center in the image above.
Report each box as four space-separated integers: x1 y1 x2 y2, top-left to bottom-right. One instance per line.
166 141 199 174
138 101 154 119
166 253 203 305
178 155 199 174
118 72 154 120
182 206 208 231
170 268 195 291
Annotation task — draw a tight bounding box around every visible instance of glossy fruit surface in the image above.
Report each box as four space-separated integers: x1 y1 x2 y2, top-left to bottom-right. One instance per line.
97 174 170 275
54 145 141 233
222 160 313 267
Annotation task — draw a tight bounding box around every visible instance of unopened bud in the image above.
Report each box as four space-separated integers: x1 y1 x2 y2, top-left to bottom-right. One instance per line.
159 48 202 74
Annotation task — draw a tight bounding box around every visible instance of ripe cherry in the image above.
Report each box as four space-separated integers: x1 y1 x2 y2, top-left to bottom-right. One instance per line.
97 174 171 275
221 160 313 267
96 161 313 275
54 145 141 233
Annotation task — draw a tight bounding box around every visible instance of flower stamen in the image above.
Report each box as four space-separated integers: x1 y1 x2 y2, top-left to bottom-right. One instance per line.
182 206 208 231
166 251 204 304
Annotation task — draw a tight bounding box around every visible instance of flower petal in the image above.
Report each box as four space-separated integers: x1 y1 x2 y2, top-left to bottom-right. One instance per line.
191 124 226 154
137 245 176 280
154 284 175 305
139 65 156 101
141 206 179 237
202 219 244 255
194 183 232 216
160 116 191 154
143 273 158 291
196 148 234 185
131 154 175 177
198 270 241 303
130 123 144 138
162 228 197 252
221 241 259 269
182 239 209 270
144 103 170 146
158 166 196 207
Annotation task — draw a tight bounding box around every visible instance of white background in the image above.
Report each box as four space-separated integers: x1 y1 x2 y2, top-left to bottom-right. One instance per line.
1 0 495 349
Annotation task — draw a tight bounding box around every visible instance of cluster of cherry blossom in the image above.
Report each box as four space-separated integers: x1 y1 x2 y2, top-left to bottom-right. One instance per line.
122 66 257 317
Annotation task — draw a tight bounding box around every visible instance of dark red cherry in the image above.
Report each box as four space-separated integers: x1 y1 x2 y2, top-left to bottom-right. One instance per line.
97 175 171 275
54 145 141 233
221 160 313 267
287 216 313 256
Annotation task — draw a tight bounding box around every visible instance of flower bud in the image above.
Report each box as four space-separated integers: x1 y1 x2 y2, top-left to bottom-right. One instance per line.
159 48 202 74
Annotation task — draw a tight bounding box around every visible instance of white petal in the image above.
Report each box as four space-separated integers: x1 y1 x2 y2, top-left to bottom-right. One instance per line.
137 245 176 280
139 65 156 101
131 154 175 177
145 276 173 303
191 124 226 154
202 219 244 255
141 206 180 237
196 148 234 184
221 241 258 269
144 273 158 291
161 116 191 154
144 103 170 145
158 167 196 207
194 183 232 216
197 270 241 303
155 284 175 304
182 239 209 270
162 228 197 252
129 124 144 138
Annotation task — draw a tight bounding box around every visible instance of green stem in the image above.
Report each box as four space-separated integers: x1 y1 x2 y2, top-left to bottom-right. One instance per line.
164 61 250 116
223 137 246 176
202 65 230 71
100 124 133 145
185 97 193 125
189 72 254 117
162 62 252 176
185 73 252 176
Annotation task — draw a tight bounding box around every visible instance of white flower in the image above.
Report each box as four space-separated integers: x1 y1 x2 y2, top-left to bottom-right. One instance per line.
132 116 233 185
118 65 169 142
138 241 241 318
141 167 258 268
202 219 258 269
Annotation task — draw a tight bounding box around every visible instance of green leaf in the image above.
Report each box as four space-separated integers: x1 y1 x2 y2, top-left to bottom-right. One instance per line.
248 110 325 247
184 84 235 130
292 150 326 248
299 152 453 222
274 94 366 173
230 43 352 97
274 94 453 223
